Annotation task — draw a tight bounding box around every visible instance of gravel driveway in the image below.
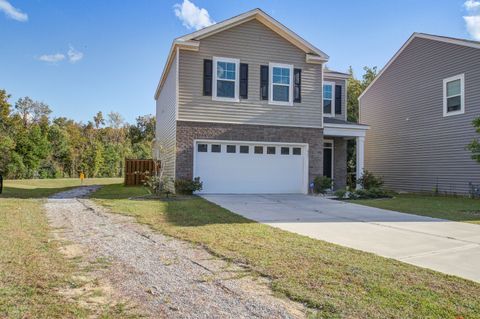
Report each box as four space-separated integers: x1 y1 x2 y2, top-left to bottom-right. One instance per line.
45 187 305 319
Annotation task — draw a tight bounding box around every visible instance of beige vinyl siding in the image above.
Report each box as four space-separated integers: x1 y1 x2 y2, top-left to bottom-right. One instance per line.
177 19 323 128
155 53 178 192
324 77 346 121
360 37 480 194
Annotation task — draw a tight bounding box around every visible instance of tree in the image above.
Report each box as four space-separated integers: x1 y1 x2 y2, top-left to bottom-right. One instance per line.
468 118 480 163
347 66 377 122
345 66 378 188
14 97 52 127
0 88 158 179
107 111 124 128
93 111 105 128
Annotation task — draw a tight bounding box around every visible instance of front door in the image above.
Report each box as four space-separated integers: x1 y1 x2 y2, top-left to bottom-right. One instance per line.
323 140 334 179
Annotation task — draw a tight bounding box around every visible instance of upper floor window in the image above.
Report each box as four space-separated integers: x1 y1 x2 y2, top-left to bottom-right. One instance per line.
323 81 335 117
213 57 239 102
269 63 293 106
443 74 465 117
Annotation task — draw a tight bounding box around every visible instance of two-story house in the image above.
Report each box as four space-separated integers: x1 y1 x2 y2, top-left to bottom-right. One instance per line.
154 9 369 194
360 33 480 195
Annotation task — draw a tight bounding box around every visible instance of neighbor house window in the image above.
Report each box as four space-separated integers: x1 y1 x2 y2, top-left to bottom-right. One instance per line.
240 145 249 154
267 146 276 154
213 57 239 102
269 63 293 106
254 146 263 154
226 145 236 153
323 82 335 116
197 144 208 152
292 147 301 155
211 144 221 153
443 74 465 117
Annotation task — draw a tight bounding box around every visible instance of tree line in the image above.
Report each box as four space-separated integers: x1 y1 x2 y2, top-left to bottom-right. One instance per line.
0 89 155 179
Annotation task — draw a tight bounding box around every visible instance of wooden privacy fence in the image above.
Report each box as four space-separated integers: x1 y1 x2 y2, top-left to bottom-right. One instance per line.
124 159 159 186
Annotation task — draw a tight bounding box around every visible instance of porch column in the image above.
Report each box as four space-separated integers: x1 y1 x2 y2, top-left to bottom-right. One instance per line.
356 136 365 189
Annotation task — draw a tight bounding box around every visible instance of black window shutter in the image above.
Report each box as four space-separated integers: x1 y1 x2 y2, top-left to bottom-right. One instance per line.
335 85 342 114
240 63 248 99
260 65 269 100
294 68 301 103
203 59 213 96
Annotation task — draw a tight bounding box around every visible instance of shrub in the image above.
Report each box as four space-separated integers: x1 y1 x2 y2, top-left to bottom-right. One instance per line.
313 176 332 194
175 177 203 195
334 189 347 199
144 175 170 196
358 170 384 190
347 187 393 200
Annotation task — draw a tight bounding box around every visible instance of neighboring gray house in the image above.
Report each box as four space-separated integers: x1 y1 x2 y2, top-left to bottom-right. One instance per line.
359 33 480 195
154 8 369 194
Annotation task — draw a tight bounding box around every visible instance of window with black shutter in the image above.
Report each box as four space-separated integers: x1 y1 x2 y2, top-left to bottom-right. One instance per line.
260 65 269 100
335 85 342 115
240 63 248 99
203 59 213 96
294 68 301 103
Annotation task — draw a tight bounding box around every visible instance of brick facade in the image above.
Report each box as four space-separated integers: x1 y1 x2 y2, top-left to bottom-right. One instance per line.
175 121 324 186
333 137 347 190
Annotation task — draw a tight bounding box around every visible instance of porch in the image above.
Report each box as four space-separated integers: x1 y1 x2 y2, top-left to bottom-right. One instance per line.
323 118 369 189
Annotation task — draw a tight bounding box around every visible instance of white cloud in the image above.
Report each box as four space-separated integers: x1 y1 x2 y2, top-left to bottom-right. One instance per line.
464 0 480 40
37 53 66 63
465 0 480 11
464 15 480 40
0 0 28 22
173 0 214 31
67 46 84 63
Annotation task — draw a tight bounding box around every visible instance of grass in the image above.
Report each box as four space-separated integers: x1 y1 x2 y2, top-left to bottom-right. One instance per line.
351 194 480 224
0 178 136 319
92 184 480 319
1 177 123 198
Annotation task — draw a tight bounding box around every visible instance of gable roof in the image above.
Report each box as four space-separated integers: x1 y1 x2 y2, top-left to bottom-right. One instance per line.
359 32 480 100
154 8 329 99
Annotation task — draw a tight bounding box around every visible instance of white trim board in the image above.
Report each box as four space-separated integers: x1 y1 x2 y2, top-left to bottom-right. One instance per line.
443 73 465 117
359 32 480 101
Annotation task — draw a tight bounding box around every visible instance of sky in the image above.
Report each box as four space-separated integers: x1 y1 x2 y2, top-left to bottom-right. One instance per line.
0 0 479 123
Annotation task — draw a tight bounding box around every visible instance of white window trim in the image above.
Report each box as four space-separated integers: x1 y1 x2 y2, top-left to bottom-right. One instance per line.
323 81 335 117
443 73 465 117
212 56 240 102
269 62 293 106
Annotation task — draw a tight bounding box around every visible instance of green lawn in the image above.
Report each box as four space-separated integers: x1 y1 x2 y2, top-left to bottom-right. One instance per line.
352 194 480 224
1 178 123 198
92 184 480 319
0 178 134 319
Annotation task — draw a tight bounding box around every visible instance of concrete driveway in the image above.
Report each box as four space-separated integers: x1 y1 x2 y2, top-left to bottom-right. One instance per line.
201 194 480 283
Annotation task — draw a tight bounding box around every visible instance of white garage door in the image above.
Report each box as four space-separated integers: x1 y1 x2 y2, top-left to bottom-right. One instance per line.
193 140 308 194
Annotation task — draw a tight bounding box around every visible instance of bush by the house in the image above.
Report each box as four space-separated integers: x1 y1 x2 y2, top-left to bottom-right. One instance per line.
175 177 203 195
313 176 332 194
334 189 347 199
347 187 394 200
358 170 384 190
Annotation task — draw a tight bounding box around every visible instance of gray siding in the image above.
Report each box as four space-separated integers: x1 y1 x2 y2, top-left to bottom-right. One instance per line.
155 54 177 192
324 77 347 121
177 19 323 128
360 37 480 194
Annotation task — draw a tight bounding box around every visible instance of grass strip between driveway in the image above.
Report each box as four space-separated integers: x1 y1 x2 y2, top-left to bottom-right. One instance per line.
350 194 480 225
92 184 480 319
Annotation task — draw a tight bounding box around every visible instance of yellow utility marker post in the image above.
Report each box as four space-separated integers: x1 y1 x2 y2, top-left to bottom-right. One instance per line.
80 172 85 185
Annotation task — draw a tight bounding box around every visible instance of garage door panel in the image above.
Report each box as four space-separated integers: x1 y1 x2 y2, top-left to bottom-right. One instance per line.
194 141 308 194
